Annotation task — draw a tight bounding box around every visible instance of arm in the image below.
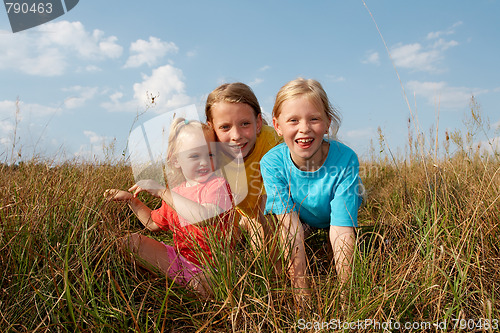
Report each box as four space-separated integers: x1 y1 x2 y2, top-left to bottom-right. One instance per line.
128 180 227 227
277 212 310 295
103 189 161 232
329 226 355 285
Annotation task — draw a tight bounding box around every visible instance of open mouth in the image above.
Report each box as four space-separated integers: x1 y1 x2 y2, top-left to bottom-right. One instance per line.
197 169 211 176
229 142 247 151
295 138 314 148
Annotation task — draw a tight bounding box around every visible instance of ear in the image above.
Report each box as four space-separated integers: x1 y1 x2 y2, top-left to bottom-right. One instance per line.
272 117 282 136
172 157 180 169
256 113 263 134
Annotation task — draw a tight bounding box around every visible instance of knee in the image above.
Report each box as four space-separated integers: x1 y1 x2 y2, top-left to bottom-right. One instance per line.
121 232 142 253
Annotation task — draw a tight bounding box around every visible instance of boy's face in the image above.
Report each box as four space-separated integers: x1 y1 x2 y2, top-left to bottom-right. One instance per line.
208 102 262 158
174 130 216 185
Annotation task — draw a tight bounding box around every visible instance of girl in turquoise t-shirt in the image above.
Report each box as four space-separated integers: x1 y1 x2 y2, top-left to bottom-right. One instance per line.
261 78 363 298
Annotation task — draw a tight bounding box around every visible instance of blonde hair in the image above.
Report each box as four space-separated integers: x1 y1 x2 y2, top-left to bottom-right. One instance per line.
205 82 264 123
273 78 341 138
164 118 215 186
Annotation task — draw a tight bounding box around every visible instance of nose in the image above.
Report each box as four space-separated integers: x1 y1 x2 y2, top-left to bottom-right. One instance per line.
230 127 242 141
298 120 311 133
199 156 209 167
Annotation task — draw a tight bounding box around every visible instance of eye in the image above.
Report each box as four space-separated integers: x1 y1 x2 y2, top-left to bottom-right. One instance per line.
189 154 199 159
219 125 230 131
241 121 250 127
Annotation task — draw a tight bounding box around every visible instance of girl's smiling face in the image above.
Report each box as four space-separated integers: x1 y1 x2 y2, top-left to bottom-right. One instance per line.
173 129 216 186
273 96 330 170
208 102 262 158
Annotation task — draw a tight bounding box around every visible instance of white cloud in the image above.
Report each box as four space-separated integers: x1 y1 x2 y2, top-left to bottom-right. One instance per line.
426 22 463 40
390 24 459 73
100 91 136 112
0 21 123 76
362 51 380 65
74 131 116 161
133 65 191 112
259 65 271 72
38 22 123 59
344 127 377 140
326 74 346 83
493 120 500 130
124 37 178 68
102 64 191 113
83 130 111 144
62 86 99 109
250 78 264 86
0 99 60 117
406 81 489 109
84 65 102 72
391 43 442 72
477 136 500 155
0 120 14 147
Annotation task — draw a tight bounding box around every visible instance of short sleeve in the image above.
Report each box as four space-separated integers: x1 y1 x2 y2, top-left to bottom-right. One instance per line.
150 201 178 231
329 155 362 227
261 152 297 215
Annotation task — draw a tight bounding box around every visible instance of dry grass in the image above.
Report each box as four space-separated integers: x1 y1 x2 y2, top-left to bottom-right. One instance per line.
1 141 498 332
1 94 500 332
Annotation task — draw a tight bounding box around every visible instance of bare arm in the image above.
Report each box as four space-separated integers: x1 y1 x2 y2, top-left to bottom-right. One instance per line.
329 226 355 286
128 180 225 227
104 189 160 232
276 212 310 295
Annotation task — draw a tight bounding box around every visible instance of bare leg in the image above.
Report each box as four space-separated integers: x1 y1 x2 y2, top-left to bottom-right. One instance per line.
123 233 212 296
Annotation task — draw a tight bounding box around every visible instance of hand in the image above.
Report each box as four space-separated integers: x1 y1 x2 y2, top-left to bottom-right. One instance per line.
128 179 167 198
104 189 133 202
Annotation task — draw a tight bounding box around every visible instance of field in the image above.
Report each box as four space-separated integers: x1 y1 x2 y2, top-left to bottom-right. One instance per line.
1 113 499 332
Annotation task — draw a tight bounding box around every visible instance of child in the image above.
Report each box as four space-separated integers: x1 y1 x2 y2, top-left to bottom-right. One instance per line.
260 78 363 297
205 82 282 245
104 118 234 297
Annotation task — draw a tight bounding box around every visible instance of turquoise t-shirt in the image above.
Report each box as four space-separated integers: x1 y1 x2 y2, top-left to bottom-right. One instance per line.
260 140 362 228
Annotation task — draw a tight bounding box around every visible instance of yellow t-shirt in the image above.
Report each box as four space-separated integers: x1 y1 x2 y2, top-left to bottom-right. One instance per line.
219 125 282 219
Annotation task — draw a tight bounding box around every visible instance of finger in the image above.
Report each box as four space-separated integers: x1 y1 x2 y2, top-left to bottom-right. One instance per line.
131 187 142 198
104 189 116 200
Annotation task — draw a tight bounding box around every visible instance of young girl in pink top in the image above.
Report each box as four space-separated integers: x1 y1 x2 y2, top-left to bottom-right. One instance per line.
105 118 234 297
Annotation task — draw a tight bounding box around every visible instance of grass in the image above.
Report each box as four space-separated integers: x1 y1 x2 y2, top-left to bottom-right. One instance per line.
1 105 499 332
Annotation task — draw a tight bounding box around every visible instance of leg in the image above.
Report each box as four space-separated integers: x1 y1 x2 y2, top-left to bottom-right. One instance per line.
123 233 176 276
123 233 212 297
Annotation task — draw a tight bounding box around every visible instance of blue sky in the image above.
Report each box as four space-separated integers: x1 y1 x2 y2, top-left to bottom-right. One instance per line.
1 0 499 162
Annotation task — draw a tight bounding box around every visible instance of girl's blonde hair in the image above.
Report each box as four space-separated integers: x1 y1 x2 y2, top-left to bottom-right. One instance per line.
273 78 341 138
164 118 214 186
205 82 263 122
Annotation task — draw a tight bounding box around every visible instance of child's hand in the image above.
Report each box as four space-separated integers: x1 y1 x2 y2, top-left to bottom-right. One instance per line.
128 180 167 198
103 189 133 202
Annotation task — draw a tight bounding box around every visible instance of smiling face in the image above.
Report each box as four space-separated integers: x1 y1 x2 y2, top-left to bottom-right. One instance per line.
273 96 330 170
208 102 262 158
173 129 216 186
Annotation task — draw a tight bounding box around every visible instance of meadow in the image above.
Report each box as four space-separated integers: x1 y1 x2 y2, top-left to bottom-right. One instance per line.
1 108 499 332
